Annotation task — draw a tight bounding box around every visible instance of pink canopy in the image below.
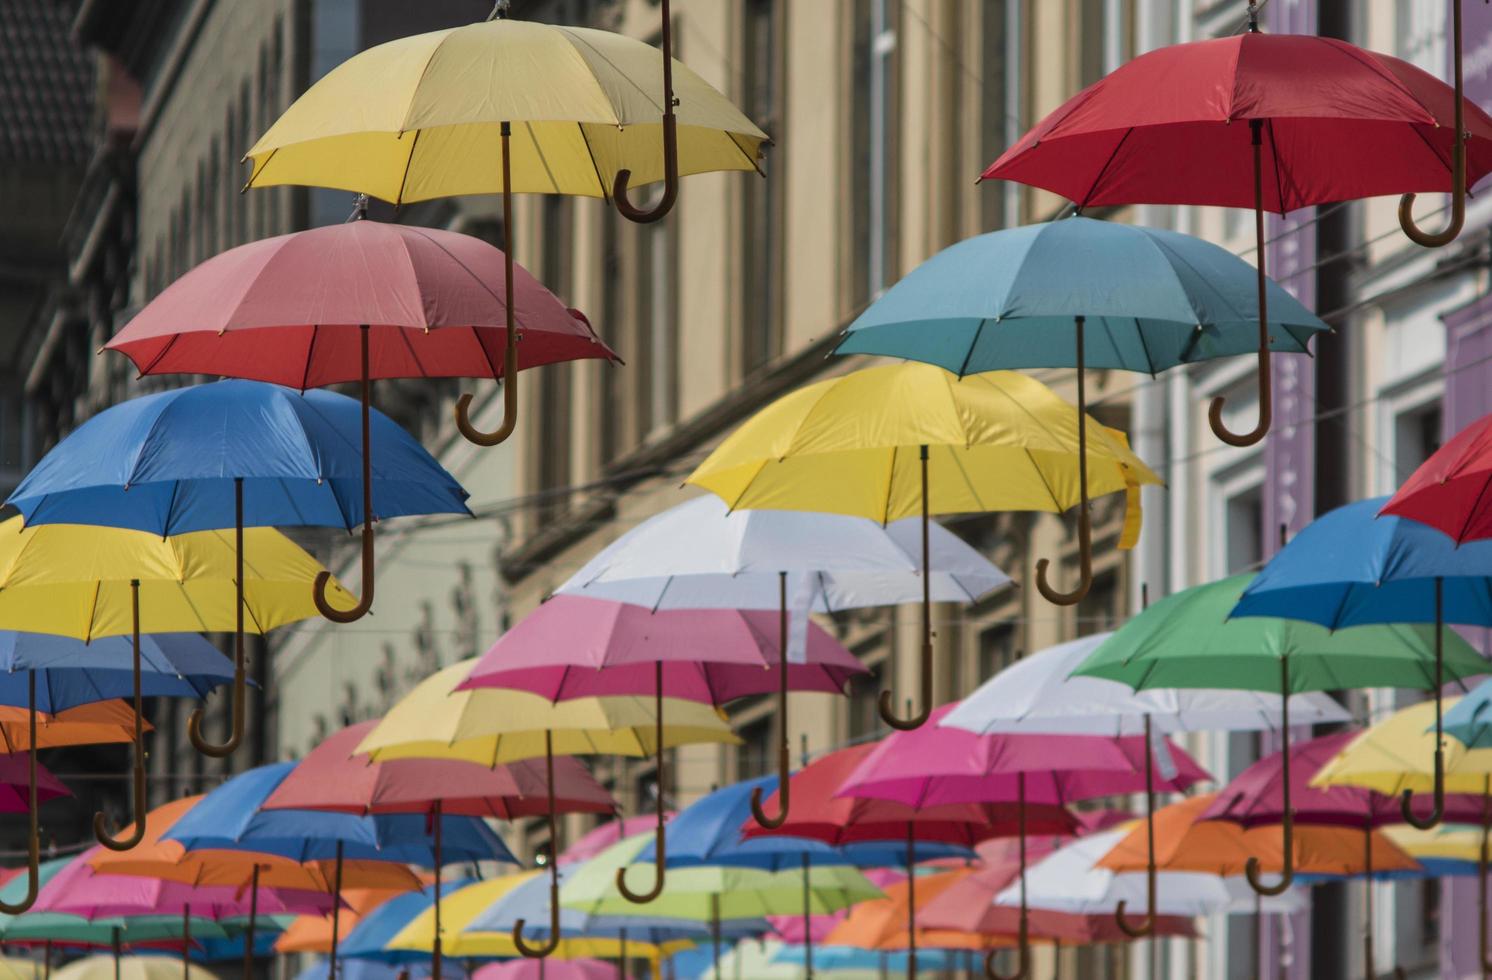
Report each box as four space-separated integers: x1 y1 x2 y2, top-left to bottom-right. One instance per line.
459 595 868 704
473 961 618 980
558 816 673 867
263 721 615 820
0 754 69 812
838 705 1211 808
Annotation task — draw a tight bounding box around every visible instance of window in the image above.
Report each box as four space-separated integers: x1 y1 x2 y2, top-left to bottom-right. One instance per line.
736 716 771 780
740 0 783 373
1226 485 1264 574
1075 568 1121 637
1394 402 1442 484
977 622 1018 684
846 640 888 740
849 0 898 306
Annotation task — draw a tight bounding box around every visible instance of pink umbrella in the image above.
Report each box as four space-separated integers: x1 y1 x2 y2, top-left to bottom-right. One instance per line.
0 755 68 812
838 704 1211 980
558 816 673 868
263 721 616 980
457 595 868 905
472 961 618 980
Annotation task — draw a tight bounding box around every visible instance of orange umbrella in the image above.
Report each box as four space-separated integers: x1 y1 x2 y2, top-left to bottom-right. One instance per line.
87 798 424 892
0 701 147 750
823 872 1019 953
1096 794 1419 877
274 888 409 954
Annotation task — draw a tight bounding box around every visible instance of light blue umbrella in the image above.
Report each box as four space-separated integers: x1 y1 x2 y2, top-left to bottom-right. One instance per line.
7 379 471 756
1233 496 1492 828
835 216 1329 603
770 943 958 973
341 884 477 967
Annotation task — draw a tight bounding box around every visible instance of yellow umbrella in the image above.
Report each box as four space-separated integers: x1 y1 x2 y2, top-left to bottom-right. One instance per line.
356 658 738 958
1311 698 1492 797
244 1 767 448
386 873 689 961
686 362 1161 728
0 516 350 896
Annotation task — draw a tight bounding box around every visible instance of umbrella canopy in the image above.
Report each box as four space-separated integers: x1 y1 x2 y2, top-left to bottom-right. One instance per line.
275 889 405 954
386 874 688 960
0 755 67 813
763 942 958 976
1099 795 1419 877
262 721 615 819
354 659 740 766
8 381 469 532
0 863 232 947
839 704 1210 808
340 885 471 966
88 798 423 892
822 872 1020 953
834 216 1327 374
1381 410 1492 543
34 849 335 919
940 632 1351 736
164 763 514 867
51 957 218 980
554 495 1010 613
458 597 867 702
560 818 668 867
295 960 458 980
102 226 612 391
473 962 618 980
1311 701 1492 798
0 632 237 710
1444 677 1492 749
992 831 1304 918
739 745 1078 847
560 835 882 922
982 31 1492 213
241 16 767 205
1075 572 1483 693
0 702 147 752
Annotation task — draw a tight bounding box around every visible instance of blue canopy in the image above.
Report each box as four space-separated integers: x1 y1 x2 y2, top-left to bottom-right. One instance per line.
637 777 971 871
8 380 470 534
0 631 236 712
340 884 475 965
834 216 1327 376
1232 497 1492 628
164 763 513 866
294 959 466 980
771 944 959 971
1445 678 1492 748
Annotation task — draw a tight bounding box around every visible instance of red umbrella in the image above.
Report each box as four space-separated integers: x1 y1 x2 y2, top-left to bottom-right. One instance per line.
741 742 1076 980
1381 410 1492 542
261 721 616 980
983 5 1492 446
103 216 617 627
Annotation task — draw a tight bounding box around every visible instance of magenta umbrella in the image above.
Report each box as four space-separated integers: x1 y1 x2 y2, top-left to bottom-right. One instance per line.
472 961 618 980
262 721 615 979
457 594 868 907
838 704 1212 980
0 754 69 812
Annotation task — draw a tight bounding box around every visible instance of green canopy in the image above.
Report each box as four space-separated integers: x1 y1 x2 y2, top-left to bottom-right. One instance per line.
1072 573 1487 694
561 834 882 920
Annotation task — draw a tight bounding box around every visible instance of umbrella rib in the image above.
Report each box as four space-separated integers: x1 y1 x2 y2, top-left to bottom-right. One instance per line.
136 333 181 378
395 130 422 209
955 319 987 379
1454 475 1492 546
1266 120 1291 218
575 123 611 201
1077 128 1134 207
299 325 319 393
727 131 768 177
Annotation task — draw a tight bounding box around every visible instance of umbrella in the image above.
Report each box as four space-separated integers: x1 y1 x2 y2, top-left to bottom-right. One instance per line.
561 835 879 979
552 493 1010 828
459 595 868 891
940 629 1348 939
101 222 609 626
838 703 1209 978
474 962 618 980
0 702 145 753
339 884 473 967
1381 410 1492 544
0 755 66 813
295 960 460 980
7 380 470 755
1073 571 1483 893
51 957 217 980
275 889 404 954
1233 496 1492 827
0 517 345 861
263 721 614 979
983 8 1492 444
686 362 1159 728
833 215 1327 595
560 818 670 868
821 872 1016 955
1445 677 1492 749
765 942 958 977
387 873 691 961
238 0 763 449
355 659 739 958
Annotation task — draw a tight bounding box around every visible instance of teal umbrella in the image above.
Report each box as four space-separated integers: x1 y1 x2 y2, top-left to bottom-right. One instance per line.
833 216 1328 603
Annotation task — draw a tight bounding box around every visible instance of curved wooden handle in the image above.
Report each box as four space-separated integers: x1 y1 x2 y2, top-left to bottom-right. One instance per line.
613 0 678 224
618 674 668 902
514 736 562 957
192 495 247 757
1400 755 1446 830
458 122 520 446
984 922 1028 980
879 448 933 730
1210 121 1272 448
1405 585 1447 830
97 585 147 851
1115 718 1156 937
1400 0 1466 248
1248 667 1293 896
1037 318 1094 604
0 677 39 913
317 326 375 622
753 579 792 828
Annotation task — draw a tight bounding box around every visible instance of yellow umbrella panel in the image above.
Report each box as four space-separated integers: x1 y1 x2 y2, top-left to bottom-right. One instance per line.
245 5 767 449
358 658 738 956
1311 699 1492 798
687 362 1162 727
0 518 351 866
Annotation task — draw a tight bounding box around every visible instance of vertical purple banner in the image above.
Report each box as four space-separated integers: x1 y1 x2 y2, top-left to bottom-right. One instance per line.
1460 0 1492 119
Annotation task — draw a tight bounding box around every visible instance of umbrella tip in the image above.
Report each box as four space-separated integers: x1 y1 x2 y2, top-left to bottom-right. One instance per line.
487 0 510 20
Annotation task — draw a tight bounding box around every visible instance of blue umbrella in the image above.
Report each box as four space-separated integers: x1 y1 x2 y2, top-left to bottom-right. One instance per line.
295 958 468 980
770 943 958 973
1233 496 1492 828
7 380 470 757
1445 678 1492 749
835 217 1329 603
341 884 478 966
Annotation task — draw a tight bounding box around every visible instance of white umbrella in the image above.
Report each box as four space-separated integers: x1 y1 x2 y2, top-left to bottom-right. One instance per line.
992 831 1305 918
556 494 1011 830
941 633 1348 941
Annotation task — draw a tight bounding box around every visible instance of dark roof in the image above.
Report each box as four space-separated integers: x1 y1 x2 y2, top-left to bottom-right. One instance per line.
0 0 95 166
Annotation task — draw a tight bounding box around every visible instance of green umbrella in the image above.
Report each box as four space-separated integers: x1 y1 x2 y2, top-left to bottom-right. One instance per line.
1072 572 1486 898
562 834 881 976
